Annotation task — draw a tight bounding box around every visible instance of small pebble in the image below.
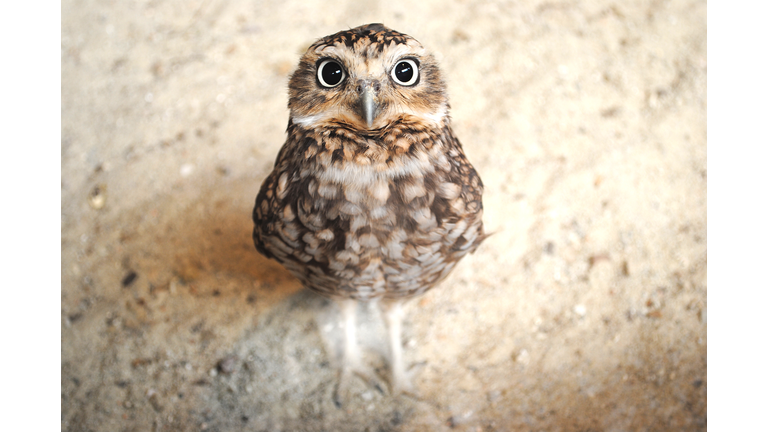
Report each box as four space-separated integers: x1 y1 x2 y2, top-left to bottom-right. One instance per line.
574 304 587 317
217 355 238 374
169 281 178 296
88 185 106 209
515 349 530 366
121 271 138 288
180 163 195 177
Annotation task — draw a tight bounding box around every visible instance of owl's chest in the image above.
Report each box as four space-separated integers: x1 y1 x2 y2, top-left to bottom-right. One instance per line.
255 134 482 299
274 159 454 298
293 150 440 226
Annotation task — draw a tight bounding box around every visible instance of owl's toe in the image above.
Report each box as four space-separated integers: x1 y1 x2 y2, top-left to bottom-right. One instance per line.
333 361 384 408
389 359 426 398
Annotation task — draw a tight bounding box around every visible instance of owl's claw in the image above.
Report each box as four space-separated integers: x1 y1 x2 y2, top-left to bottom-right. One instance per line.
333 361 384 408
390 360 426 399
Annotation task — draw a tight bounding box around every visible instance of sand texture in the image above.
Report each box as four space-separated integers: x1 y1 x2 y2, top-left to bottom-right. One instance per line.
62 1 707 430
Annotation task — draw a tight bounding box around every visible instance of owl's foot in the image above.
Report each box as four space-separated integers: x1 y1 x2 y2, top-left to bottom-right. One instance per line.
332 359 384 407
389 361 423 398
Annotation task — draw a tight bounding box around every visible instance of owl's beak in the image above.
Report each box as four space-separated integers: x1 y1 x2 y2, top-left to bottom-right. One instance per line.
357 81 379 129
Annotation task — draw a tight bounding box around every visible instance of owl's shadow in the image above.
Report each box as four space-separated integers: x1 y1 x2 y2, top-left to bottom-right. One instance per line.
233 285 398 402
119 175 405 401
114 175 300 303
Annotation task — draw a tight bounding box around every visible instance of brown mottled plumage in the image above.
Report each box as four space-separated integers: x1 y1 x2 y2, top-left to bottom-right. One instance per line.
253 24 485 403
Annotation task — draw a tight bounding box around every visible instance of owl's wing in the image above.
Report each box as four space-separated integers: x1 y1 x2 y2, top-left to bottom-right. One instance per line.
252 168 281 260
431 126 486 255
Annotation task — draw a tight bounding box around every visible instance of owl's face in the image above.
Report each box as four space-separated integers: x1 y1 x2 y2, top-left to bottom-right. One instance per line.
288 24 448 134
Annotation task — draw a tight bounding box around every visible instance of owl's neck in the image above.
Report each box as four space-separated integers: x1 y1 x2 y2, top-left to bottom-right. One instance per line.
284 120 456 185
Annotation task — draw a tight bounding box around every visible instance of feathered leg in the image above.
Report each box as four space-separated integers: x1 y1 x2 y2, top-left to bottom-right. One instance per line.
381 298 417 396
333 298 380 406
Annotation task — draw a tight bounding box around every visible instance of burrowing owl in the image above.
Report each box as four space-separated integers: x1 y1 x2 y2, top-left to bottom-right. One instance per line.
253 23 485 403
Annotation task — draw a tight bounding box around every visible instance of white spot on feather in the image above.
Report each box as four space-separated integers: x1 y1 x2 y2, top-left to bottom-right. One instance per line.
316 229 334 241
437 182 461 200
402 181 426 203
277 173 289 199
291 114 324 128
317 183 337 199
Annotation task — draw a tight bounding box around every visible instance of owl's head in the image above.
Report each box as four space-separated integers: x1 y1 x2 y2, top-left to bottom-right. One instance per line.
287 24 448 134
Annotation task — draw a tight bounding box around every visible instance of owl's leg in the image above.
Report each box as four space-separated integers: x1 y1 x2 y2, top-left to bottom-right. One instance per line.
381 299 417 396
333 298 381 406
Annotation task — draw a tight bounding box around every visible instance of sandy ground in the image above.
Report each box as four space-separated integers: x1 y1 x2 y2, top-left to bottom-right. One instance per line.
61 0 707 430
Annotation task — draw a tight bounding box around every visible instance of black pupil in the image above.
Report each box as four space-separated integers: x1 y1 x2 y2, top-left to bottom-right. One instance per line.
395 61 414 83
322 62 343 86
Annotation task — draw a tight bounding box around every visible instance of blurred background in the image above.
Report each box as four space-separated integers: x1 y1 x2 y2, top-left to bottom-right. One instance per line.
62 0 706 430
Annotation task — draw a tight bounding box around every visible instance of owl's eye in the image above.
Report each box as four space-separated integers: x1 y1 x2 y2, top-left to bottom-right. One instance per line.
391 59 419 86
317 59 345 88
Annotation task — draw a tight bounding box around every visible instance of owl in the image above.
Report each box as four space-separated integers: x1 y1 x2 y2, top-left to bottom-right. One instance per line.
253 23 485 404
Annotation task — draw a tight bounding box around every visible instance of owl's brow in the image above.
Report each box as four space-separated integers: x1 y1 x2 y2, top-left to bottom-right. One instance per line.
314 28 412 52
313 41 423 68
